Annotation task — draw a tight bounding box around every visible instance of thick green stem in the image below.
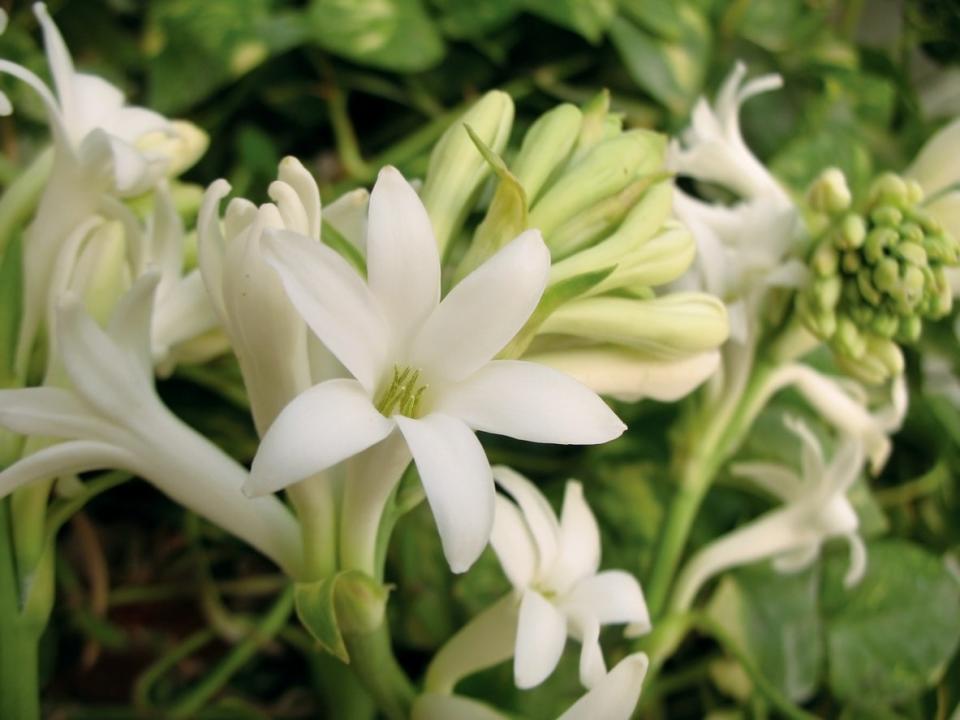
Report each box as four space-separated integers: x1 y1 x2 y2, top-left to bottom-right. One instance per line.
343 622 417 720
288 475 337 582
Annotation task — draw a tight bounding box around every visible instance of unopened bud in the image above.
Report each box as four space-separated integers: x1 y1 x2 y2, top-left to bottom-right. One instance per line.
511 103 583 203
807 167 851 215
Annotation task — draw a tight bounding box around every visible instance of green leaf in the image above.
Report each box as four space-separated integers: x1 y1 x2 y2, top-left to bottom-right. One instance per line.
294 571 389 663
521 0 616 43
430 0 521 39
707 564 824 702
822 540 960 705
618 0 685 40
608 6 710 117
306 0 445 72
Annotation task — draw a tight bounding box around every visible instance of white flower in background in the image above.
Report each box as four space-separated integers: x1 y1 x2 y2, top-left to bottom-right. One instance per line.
906 116 960 240
198 157 320 435
413 652 649 720
669 62 805 344
672 417 867 610
249 166 626 573
1 3 206 375
490 467 649 688
423 468 648 694
0 274 303 577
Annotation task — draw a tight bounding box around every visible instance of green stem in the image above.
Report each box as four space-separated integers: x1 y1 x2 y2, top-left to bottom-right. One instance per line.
343 622 417 720
288 475 338 582
0 498 40 720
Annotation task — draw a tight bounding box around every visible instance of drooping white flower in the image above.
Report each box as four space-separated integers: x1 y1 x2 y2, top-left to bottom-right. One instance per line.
669 62 805 344
0 274 303 577
424 467 647 693
671 417 868 611
249 166 626 573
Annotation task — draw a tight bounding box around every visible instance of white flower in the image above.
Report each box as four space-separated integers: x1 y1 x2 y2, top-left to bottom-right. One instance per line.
906 116 960 240
198 157 320 434
669 62 805 344
490 467 649 688
413 652 649 720
249 166 626 573
672 417 867 610
0 274 303 577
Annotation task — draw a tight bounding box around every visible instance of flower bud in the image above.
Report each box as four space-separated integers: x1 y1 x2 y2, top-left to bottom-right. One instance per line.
807 167 851 215
420 91 515 255
511 103 583 203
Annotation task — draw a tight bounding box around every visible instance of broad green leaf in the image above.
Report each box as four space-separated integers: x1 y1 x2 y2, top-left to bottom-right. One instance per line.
708 564 824 702
618 0 685 40
306 0 445 72
608 6 711 117
522 0 616 43
822 540 960 705
430 0 521 39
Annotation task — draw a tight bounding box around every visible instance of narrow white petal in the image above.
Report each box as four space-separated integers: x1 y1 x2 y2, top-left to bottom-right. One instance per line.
277 156 321 238
731 461 801 502
325 188 369 252
413 694 509 720
263 229 389 393
0 387 120 444
0 441 138 499
248 379 393 496
33 3 77 122
152 271 220 355
843 531 868 587
106 271 161 381
514 589 568 689
783 416 825 483
366 166 440 339
491 494 537 589
436 360 625 444
906 116 960 195
825 437 866 496
558 653 649 720
492 466 560 578
197 179 231 320
410 230 549 382
574 616 607 689
561 571 650 632
548 481 601 592
772 544 820 574
395 413 494 573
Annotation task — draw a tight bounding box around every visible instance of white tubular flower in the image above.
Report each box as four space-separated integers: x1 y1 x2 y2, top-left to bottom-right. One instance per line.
3 3 206 375
672 417 868 611
0 274 303 577
249 166 625 573
756 363 907 474
491 467 649 689
414 653 649 720
198 157 320 434
669 62 805 345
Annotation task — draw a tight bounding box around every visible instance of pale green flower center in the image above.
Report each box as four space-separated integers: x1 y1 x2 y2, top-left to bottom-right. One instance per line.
376 365 428 418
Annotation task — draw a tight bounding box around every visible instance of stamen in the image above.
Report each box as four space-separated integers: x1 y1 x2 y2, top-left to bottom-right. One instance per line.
376 365 428 418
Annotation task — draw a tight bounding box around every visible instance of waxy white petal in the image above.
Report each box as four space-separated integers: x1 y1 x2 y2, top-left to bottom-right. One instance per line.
0 440 138 498
575 617 607 689
514 588 567 689
264 229 389 393
395 413 494 573
843 531 867 587
437 360 625 445
549 481 602 592
492 465 560 578
907 116 960 195
558 653 649 720
731 461 800 502
248 379 394 496
491 494 538 589
562 571 650 633
367 166 440 341
106 271 161 382
410 230 549 382
0 387 122 444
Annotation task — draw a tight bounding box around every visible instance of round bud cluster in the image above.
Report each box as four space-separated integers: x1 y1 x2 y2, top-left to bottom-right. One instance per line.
799 169 960 383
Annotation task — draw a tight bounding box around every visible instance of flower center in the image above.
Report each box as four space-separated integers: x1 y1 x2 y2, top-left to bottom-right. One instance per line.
376 365 428 418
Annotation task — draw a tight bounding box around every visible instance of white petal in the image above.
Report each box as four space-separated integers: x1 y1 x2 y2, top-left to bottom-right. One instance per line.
436 360 625 444
197 179 231 319
772 544 819 574
825 437 866 497
491 494 538 589
413 694 509 720
248 379 393 496
69 74 124 133
263 229 389 393
395 413 494 573
106 271 161 382
277 156 321 238
528 347 719 403
410 230 549 382
325 188 369 252
561 571 650 633
514 589 568 689
492 466 560 578
0 441 138 499
730 461 801 502
33 3 76 122
906 117 960 195
366 166 440 340
783 416 825 484
558 653 649 720
548 481 601 592
574 616 607 689
77 130 154 196
843 531 867 587
151 270 220 356
0 387 120 444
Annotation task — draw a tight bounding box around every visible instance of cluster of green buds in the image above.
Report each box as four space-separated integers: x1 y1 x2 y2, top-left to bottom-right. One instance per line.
419 90 728 396
800 168 960 383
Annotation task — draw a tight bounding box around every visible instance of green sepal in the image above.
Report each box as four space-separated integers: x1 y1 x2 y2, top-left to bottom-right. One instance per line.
322 220 367 277
294 570 390 663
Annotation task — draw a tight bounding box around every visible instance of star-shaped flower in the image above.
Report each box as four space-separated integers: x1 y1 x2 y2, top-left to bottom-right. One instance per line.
249 166 626 572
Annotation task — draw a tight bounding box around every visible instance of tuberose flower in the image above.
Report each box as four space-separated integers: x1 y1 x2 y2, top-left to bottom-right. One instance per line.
249 166 626 572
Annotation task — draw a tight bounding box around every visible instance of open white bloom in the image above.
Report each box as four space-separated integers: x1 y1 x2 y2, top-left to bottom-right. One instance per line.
414 652 649 720
669 62 804 344
249 166 626 572
424 468 648 694
2 3 206 375
672 417 867 610
0 274 303 577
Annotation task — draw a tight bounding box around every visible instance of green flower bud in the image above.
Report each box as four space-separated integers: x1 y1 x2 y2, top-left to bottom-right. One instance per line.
807 167 851 215
834 316 866 358
872 257 900 293
841 250 861 273
838 213 866 249
898 314 922 343
863 227 896 264
867 172 909 206
869 311 899 339
870 204 903 228
895 241 927 266
511 103 583 204
812 275 842 310
856 267 882 306
812 242 839 277
421 90 515 255
589 222 696 294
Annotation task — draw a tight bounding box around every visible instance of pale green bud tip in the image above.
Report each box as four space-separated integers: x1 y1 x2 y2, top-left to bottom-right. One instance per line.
807 167 852 215
799 168 960 381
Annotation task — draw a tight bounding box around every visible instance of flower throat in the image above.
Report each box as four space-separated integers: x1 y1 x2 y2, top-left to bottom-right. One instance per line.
376 365 428 418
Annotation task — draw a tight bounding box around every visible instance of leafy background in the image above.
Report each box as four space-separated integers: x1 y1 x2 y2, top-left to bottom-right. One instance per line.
1 0 959 718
